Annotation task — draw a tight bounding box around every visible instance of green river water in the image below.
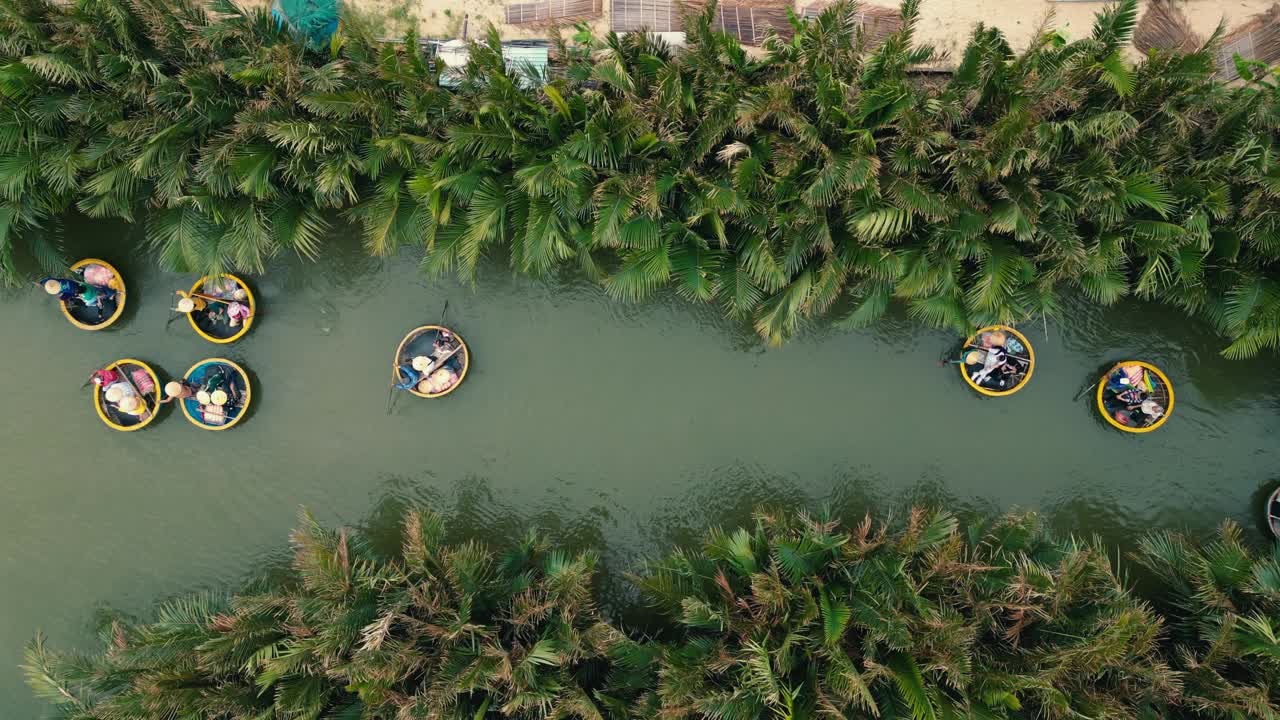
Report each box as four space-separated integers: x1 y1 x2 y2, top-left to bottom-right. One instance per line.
3 219 1280 713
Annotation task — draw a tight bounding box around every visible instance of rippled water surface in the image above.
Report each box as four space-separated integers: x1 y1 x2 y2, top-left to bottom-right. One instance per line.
3 220 1280 711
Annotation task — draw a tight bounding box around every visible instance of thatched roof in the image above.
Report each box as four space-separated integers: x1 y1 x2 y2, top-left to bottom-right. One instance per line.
505 0 603 25
1216 3 1280 80
610 0 793 44
1133 0 1202 55
800 2 901 47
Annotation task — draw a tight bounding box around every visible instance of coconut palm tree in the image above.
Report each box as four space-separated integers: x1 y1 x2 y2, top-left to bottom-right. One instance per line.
1132 521 1280 718
5 0 1280 357
25 508 631 720
634 508 1174 720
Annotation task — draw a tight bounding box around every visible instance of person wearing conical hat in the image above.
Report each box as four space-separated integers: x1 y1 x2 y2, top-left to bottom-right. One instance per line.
117 394 148 419
102 380 146 419
160 380 197 405
394 356 434 392
175 291 207 315
39 277 84 302
103 384 125 405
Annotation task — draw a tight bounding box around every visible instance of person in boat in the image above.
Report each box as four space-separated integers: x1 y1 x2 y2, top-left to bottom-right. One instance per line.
42 278 115 318
394 356 434 392
424 366 459 394
92 366 154 396
78 263 115 288
1139 399 1165 425
226 300 251 328
1115 387 1144 405
89 367 121 388
41 277 85 303
51 276 115 303
103 383 150 421
433 329 458 357
175 292 207 315
203 277 239 298
201 368 241 408
160 380 198 405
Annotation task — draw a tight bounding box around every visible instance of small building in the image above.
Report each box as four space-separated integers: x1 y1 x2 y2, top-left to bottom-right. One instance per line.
431 39 551 87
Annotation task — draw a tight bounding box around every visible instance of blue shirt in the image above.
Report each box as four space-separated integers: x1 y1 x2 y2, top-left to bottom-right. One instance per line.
39 277 81 302
394 364 422 390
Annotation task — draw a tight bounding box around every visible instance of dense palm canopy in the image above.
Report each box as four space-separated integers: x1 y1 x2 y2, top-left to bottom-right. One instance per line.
25 505 1280 720
2 0 1280 354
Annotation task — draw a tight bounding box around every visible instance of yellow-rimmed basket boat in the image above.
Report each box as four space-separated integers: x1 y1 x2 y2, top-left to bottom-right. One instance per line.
93 358 161 432
393 325 470 398
959 325 1035 397
61 258 126 331
179 358 252 431
1096 361 1173 433
183 274 256 344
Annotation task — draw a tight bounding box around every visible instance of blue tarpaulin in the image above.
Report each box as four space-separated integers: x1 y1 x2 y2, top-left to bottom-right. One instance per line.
272 0 340 48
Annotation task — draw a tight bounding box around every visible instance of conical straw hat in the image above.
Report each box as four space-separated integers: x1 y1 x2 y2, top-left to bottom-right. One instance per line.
196 390 211 405
210 389 228 406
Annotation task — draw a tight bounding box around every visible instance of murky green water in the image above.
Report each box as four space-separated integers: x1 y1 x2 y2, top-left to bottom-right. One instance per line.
3 218 1280 712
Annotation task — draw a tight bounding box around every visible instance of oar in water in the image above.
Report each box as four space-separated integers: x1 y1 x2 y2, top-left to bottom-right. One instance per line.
1073 381 1100 401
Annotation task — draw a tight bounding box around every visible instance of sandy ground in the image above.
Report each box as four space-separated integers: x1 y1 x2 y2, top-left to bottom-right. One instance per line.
341 0 1277 59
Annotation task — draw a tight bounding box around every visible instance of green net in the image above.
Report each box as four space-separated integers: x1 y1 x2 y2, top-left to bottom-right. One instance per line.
272 0 340 48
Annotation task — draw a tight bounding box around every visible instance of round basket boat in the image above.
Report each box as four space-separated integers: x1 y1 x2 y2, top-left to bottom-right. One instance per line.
1096 361 1173 433
959 325 1035 397
1266 487 1280 540
393 325 470 399
180 358 252 431
60 258 126 331
183 274 256 344
93 358 161 432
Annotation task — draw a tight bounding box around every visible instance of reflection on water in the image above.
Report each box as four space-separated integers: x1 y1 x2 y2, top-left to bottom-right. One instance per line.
1 217 1279 712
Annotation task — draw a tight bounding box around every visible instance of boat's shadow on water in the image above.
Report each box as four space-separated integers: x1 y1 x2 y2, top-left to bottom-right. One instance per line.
236 362 263 425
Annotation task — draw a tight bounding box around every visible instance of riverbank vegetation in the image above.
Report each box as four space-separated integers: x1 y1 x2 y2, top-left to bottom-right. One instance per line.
2 0 1280 354
25 506 1280 719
